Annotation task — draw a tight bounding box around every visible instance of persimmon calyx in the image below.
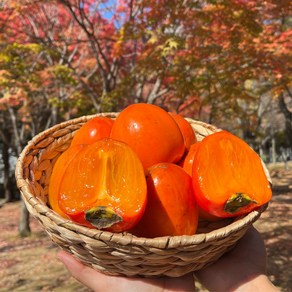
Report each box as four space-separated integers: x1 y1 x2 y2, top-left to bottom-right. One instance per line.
224 193 258 214
85 206 123 229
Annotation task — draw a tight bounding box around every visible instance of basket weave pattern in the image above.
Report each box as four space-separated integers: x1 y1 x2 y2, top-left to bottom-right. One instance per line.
15 113 267 277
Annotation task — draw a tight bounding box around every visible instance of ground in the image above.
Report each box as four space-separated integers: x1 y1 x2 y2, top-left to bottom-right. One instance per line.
0 163 291 291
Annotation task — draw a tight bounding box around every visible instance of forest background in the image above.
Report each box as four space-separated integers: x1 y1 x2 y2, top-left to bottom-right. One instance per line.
0 0 291 238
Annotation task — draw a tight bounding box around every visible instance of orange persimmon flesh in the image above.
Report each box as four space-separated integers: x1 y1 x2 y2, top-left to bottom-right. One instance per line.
48 144 85 219
192 131 272 218
181 141 222 221
49 139 147 232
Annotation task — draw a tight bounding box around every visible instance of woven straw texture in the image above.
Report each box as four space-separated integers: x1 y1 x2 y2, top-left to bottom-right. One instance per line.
15 113 269 278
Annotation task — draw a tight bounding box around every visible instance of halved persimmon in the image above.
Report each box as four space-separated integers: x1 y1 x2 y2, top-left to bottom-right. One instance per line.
181 141 221 221
111 103 185 170
49 138 147 232
131 163 198 238
192 131 272 218
169 112 197 152
198 207 222 222
48 144 85 219
70 116 114 147
181 141 201 176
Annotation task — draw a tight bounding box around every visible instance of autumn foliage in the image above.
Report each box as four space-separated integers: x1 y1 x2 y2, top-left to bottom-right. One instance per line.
1 0 291 119
0 1 290 235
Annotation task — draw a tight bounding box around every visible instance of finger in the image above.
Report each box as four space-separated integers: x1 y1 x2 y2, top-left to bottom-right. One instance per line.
229 226 266 257
238 226 267 271
57 250 162 292
162 273 195 291
58 250 195 292
57 250 111 291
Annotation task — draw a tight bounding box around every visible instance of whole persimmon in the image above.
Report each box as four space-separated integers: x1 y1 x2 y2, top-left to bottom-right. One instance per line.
192 131 272 218
131 163 198 238
111 103 185 170
169 112 197 152
70 116 114 147
49 139 147 232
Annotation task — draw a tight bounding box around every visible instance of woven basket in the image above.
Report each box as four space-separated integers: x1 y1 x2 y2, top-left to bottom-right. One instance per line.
15 113 270 278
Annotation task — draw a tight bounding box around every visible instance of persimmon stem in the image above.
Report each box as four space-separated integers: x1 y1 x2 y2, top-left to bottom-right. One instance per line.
85 206 122 229
224 193 257 214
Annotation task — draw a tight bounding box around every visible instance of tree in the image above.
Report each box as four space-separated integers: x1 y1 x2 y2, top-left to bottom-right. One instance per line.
0 2 95 235
3 0 290 120
0 0 291 235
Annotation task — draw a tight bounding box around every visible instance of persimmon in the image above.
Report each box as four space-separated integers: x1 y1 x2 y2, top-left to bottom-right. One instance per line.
169 112 197 152
198 208 222 222
192 131 272 218
181 141 201 176
70 116 114 147
180 141 221 222
49 139 147 232
111 103 185 170
48 144 85 219
131 163 198 238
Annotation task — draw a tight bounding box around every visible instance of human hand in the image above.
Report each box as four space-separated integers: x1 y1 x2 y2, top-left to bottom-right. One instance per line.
57 250 195 292
194 226 278 291
57 226 277 292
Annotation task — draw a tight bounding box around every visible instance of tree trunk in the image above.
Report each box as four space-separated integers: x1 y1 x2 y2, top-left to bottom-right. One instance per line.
19 200 31 237
271 137 276 163
278 92 292 148
8 106 31 236
2 137 12 203
0 128 18 207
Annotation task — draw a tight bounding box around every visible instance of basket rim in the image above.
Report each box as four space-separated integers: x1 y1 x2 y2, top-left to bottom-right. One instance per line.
15 113 268 249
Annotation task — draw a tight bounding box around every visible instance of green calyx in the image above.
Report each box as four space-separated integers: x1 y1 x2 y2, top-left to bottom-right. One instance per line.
224 193 257 214
85 206 122 229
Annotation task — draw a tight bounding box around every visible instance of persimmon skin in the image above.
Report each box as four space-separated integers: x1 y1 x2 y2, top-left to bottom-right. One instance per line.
182 142 201 176
50 138 147 232
181 142 220 222
111 103 185 170
169 112 197 152
192 131 272 218
198 207 222 222
70 116 114 147
131 163 198 238
48 144 85 219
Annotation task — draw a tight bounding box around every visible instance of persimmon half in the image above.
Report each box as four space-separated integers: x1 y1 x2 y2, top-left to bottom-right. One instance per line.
48 144 85 219
70 116 114 147
169 112 197 152
192 131 272 218
182 141 201 176
181 141 221 222
49 138 147 232
131 163 198 238
111 103 185 170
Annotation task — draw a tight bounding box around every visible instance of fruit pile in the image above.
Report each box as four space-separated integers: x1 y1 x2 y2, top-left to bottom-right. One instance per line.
48 103 272 238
